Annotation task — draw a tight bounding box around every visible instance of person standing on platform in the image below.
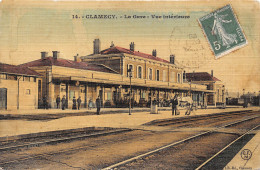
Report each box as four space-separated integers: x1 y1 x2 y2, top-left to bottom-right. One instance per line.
77 96 81 110
171 95 178 116
72 96 77 110
88 98 93 110
43 95 48 109
56 95 60 109
96 96 101 115
61 95 66 110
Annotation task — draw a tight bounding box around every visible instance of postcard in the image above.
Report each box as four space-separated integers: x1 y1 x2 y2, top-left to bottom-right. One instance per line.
0 0 259 169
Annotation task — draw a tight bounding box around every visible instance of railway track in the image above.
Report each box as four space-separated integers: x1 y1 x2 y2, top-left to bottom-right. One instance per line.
103 114 260 169
0 110 259 168
145 110 254 126
1 110 256 152
195 124 259 170
0 128 132 152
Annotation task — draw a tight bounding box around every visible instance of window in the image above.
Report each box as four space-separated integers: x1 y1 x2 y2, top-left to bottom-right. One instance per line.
7 75 17 80
107 92 112 100
170 72 176 82
217 89 220 101
137 66 142 79
26 89 31 95
141 92 146 99
156 70 160 81
24 76 30 82
69 90 75 99
127 64 133 77
177 73 181 83
148 68 153 80
81 87 86 93
0 74 7 79
38 80 42 99
163 70 166 82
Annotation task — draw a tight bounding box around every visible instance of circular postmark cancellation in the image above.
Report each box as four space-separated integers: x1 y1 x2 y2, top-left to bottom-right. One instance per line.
169 26 213 69
241 149 252 160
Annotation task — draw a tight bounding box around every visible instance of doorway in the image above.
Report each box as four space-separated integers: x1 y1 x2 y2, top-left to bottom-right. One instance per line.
0 88 7 110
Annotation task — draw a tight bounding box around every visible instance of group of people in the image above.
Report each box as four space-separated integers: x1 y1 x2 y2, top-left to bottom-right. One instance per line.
170 94 195 116
55 95 102 114
50 94 191 116
87 96 102 115
56 95 81 110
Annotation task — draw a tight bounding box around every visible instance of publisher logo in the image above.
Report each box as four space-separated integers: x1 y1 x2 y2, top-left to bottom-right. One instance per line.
241 149 252 160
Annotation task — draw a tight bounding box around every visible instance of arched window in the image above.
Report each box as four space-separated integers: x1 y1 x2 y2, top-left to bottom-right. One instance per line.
148 68 153 80
137 66 143 79
177 73 182 83
156 70 160 81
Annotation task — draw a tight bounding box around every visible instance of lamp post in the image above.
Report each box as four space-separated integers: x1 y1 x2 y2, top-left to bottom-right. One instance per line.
127 68 133 115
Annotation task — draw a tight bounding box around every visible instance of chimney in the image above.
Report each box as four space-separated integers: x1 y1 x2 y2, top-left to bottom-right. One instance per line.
110 41 115 48
152 49 157 57
170 54 175 64
74 54 81 62
41 52 48 59
211 70 213 77
93 39 100 54
130 42 135 51
52 51 60 60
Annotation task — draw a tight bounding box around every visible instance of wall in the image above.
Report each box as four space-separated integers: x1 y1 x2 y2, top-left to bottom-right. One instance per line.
123 55 183 83
19 79 38 110
0 78 38 110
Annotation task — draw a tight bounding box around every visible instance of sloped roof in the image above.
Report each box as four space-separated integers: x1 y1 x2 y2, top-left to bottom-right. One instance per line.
186 72 220 82
0 63 41 76
100 46 170 64
19 57 118 74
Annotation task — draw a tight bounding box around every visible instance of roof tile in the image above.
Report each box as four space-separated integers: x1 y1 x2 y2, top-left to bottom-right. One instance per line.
101 46 170 64
19 57 118 74
186 72 221 82
0 63 41 76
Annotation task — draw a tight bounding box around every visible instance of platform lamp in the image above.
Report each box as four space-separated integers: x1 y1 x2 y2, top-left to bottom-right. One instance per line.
127 68 133 115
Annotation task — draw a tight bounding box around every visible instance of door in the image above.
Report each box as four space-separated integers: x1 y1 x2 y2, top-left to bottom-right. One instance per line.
0 88 7 110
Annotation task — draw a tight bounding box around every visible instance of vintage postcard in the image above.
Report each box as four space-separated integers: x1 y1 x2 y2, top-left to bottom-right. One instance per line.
0 0 259 169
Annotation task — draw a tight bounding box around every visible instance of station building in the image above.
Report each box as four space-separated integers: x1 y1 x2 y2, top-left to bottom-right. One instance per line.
0 63 41 110
186 71 226 106
19 39 214 109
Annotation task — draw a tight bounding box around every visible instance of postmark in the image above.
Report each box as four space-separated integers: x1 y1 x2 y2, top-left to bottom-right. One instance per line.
198 4 247 59
240 149 252 160
169 26 212 69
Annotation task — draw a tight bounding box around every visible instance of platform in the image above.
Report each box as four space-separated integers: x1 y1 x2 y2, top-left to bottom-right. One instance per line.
224 131 260 170
0 107 258 139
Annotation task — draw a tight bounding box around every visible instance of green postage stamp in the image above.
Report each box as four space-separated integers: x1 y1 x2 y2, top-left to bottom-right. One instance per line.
198 4 247 58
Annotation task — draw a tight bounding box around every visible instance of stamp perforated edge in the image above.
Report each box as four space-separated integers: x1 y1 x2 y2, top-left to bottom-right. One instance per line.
198 4 248 59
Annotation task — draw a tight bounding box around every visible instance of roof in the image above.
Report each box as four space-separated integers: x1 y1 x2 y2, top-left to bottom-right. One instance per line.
186 72 220 82
100 46 170 64
0 63 41 77
19 57 118 74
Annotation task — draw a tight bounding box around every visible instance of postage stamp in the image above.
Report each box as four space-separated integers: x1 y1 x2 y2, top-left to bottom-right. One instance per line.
198 4 247 58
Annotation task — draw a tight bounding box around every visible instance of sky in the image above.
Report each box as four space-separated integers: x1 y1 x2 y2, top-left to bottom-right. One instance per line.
0 0 259 93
